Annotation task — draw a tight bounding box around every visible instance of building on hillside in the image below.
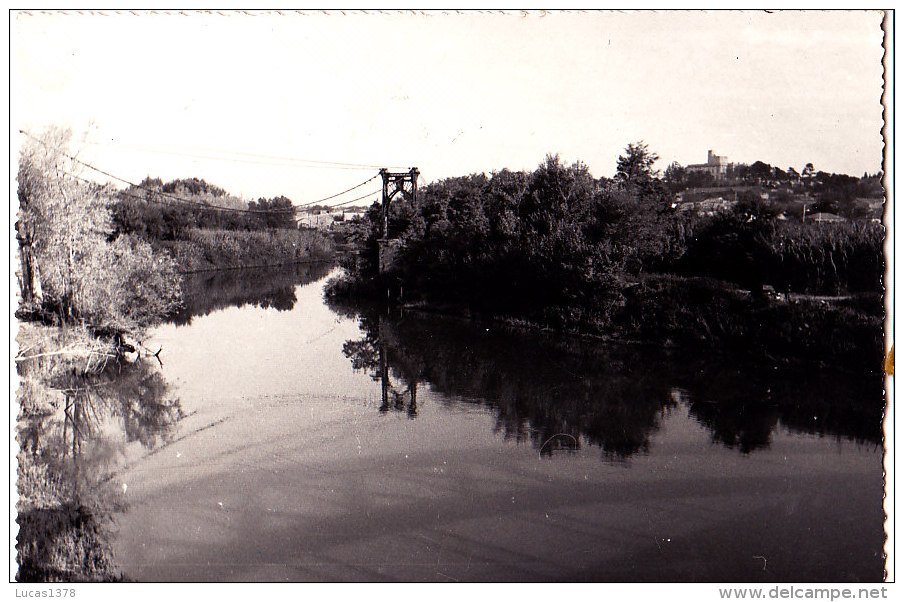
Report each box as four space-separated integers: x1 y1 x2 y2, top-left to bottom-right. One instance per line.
298 210 344 230
675 196 738 216
686 150 733 179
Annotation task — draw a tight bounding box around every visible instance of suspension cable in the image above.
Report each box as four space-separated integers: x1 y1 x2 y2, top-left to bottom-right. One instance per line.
21 129 381 214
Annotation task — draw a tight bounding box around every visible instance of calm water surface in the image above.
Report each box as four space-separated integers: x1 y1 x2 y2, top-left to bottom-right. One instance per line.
111 265 886 582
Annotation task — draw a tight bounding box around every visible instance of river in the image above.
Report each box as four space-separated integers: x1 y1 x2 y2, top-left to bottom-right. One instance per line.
108 264 886 582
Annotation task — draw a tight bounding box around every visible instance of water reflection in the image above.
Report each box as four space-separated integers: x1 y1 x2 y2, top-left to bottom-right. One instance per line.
170 262 333 325
334 301 884 459
20 357 182 479
17 353 182 581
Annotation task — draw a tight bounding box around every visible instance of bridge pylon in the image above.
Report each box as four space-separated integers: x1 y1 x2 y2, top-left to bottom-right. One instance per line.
378 167 418 272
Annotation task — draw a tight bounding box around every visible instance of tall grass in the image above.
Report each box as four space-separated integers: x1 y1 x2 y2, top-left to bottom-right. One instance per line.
158 227 334 272
671 215 884 295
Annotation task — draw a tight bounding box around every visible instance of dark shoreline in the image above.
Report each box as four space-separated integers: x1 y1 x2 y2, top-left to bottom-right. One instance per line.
176 257 336 275
325 271 886 377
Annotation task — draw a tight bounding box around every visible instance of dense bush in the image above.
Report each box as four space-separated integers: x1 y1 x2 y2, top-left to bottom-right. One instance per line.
79 234 182 332
17 129 182 333
355 155 677 332
667 210 884 295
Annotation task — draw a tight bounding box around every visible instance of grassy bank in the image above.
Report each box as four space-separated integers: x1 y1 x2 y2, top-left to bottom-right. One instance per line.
153 227 335 272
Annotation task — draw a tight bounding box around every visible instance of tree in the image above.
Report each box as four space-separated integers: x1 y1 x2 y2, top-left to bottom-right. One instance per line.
18 128 112 318
749 161 773 186
802 162 816 185
248 196 296 229
663 162 687 193
615 141 660 189
17 127 181 331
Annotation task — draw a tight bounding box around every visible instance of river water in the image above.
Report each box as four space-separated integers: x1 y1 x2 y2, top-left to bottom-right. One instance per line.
110 265 886 582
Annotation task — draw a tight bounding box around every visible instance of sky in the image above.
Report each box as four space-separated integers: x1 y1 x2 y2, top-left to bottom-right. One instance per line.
11 10 887 207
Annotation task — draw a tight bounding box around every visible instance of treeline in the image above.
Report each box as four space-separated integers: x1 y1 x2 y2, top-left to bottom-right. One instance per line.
665 158 883 196
332 143 885 369
111 178 297 240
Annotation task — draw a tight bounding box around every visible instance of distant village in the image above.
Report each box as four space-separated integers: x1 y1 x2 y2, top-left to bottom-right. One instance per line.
296 204 369 230
668 150 884 223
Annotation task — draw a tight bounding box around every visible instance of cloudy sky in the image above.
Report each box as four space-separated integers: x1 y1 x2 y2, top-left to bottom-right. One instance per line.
12 10 886 206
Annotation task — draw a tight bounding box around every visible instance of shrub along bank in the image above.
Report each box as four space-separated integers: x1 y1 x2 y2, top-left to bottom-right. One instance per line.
154 227 334 272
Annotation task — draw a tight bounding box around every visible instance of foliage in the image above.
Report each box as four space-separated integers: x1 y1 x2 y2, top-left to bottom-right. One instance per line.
79 234 183 332
347 150 683 333
615 141 660 190
667 210 884 295
335 143 884 368
159 227 333 272
247 196 296 229
161 177 227 197
372 156 635 331
112 180 303 238
621 274 884 372
111 178 253 240
109 176 335 271
17 129 182 333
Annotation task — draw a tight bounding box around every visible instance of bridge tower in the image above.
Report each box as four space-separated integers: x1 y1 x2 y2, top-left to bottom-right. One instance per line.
378 167 418 272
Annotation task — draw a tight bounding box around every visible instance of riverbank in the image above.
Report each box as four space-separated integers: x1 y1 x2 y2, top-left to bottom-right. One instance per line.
621 274 885 373
326 270 885 374
151 227 335 273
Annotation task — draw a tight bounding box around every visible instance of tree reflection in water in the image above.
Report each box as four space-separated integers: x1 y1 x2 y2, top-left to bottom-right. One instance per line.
171 262 333 326
21 356 183 491
17 352 183 581
341 321 419 418
334 301 884 460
